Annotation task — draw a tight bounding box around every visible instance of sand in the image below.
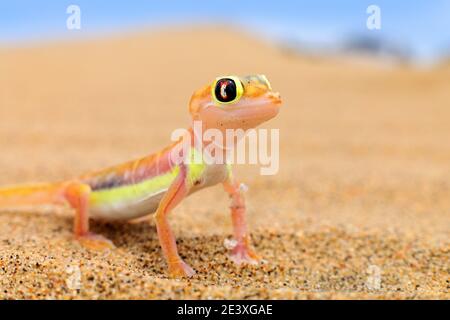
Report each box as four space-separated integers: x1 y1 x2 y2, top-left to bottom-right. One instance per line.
0 27 449 299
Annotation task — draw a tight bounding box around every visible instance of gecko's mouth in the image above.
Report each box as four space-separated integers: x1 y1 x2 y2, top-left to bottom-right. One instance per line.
218 101 280 129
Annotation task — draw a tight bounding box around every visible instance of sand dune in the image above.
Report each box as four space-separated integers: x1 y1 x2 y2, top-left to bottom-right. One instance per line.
0 27 449 299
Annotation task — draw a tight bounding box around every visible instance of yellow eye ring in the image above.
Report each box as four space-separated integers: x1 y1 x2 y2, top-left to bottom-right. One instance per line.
211 76 244 105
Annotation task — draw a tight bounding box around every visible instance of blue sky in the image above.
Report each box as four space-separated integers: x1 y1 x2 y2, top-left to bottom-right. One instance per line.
1 0 449 63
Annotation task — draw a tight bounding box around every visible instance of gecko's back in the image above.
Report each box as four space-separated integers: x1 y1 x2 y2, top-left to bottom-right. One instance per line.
79 142 178 220
80 142 229 221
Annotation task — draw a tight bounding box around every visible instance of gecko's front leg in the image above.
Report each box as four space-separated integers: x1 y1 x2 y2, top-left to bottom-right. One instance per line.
154 164 195 278
223 174 260 265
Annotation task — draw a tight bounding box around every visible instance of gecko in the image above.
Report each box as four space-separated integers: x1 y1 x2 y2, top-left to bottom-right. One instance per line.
0 75 282 277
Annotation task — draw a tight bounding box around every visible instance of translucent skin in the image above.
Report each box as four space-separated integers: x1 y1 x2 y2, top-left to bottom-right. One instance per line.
0 75 282 277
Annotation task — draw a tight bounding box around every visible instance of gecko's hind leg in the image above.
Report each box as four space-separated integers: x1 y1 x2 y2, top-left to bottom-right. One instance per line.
63 181 114 251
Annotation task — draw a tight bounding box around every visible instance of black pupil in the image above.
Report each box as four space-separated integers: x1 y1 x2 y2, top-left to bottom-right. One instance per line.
215 78 237 103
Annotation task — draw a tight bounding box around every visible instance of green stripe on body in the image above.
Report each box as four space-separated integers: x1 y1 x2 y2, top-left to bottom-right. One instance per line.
186 148 207 185
90 166 180 206
90 148 209 206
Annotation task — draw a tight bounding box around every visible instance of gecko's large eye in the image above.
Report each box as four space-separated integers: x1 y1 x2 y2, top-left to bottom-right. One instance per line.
212 77 243 105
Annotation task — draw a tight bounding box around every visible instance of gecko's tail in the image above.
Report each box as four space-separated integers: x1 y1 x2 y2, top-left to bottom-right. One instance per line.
0 182 65 209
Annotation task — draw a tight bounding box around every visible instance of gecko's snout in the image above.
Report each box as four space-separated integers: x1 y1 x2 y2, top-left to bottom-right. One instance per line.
267 91 282 107
272 92 282 103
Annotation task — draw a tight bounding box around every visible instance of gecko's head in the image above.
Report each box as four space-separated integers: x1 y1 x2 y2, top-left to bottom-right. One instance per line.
189 75 281 131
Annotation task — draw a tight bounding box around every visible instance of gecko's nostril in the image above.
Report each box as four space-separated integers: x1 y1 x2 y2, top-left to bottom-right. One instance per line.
269 92 282 105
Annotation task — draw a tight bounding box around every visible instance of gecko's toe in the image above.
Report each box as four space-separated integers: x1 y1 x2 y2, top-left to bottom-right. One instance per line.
76 233 115 251
168 260 196 278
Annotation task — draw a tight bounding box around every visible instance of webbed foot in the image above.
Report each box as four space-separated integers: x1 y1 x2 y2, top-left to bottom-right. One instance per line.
168 260 196 278
229 243 260 265
76 233 115 251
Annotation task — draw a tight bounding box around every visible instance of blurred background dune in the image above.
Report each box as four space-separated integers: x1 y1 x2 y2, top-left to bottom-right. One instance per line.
0 1 449 299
